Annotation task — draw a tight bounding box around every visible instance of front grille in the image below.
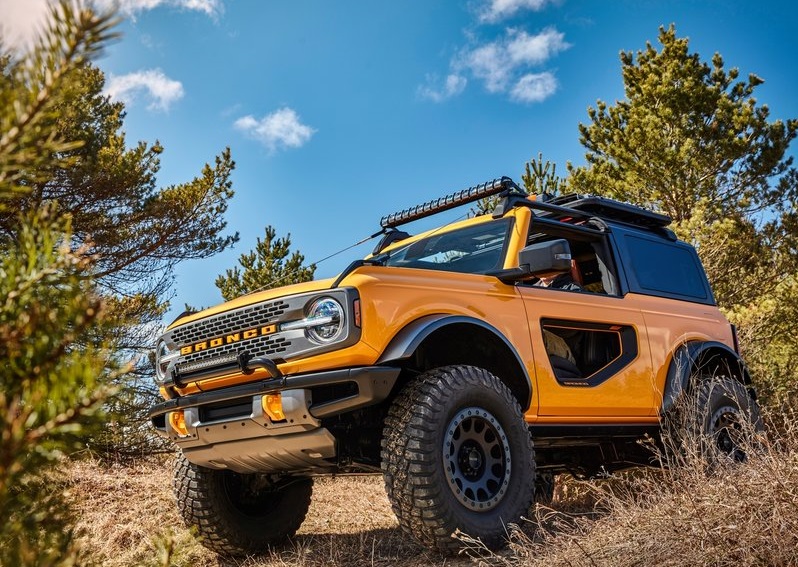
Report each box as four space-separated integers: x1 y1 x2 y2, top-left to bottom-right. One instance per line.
171 300 288 345
160 288 360 385
171 299 291 379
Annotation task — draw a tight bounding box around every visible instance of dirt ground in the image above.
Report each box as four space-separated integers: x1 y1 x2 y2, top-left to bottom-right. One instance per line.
63 458 483 567
62 420 798 567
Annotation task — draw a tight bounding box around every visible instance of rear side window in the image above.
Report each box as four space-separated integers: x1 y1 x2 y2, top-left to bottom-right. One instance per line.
623 235 709 301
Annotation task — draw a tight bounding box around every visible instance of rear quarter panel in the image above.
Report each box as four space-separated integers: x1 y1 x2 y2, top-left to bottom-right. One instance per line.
632 293 735 409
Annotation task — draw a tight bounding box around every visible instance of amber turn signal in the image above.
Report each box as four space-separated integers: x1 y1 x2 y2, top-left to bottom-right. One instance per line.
262 393 286 422
168 410 189 437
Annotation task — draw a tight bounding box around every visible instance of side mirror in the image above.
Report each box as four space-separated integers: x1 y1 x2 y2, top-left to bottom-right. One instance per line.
490 238 572 284
518 238 572 275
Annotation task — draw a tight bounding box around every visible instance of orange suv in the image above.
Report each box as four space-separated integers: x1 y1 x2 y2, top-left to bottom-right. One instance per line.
151 177 760 555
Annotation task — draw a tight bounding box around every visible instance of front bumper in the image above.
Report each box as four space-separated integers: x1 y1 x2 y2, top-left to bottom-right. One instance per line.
150 365 400 474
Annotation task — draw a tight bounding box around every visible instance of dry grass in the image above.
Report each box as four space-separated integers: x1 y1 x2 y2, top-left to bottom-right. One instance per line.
499 416 798 567
60 458 466 567
500 454 798 566
59 413 798 566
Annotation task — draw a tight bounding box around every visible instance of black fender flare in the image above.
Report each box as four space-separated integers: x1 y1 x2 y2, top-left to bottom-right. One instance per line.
376 314 533 408
661 340 752 414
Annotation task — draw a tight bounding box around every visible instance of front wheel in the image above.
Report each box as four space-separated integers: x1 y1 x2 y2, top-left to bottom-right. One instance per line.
173 452 312 557
382 365 535 552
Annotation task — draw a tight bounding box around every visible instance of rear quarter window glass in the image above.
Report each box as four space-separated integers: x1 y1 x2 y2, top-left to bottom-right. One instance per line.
624 235 707 299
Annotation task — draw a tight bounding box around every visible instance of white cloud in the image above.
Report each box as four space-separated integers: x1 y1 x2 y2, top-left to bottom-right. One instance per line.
92 0 222 18
510 72 558 103
418 74 468 102
0 0 51 49
462 42 509 92
458 27 569 94
0 0 221 49
234 108 316 152
479 0 552 23
507 28 569 66
104 69 185 110
420 0 567 104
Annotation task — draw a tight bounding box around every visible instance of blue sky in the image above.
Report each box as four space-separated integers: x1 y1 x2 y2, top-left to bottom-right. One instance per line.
3 0 798 320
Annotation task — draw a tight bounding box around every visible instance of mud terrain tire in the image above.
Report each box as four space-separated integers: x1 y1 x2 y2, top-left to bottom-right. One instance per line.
665 375 763 466
692 376 763 463
382 365 535 552
173 452 312 557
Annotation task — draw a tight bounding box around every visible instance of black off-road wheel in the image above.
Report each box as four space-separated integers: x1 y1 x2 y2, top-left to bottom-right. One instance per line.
173 452 312 557
667 375 763 466
381 365 535 552
694 376 763 463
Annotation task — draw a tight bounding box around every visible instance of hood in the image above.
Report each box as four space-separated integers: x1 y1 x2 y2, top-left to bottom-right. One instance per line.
167 277 337 330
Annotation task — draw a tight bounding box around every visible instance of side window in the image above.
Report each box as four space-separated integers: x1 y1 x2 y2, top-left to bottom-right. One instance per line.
541 319 638 387
623 235 709 300
524 229 620 296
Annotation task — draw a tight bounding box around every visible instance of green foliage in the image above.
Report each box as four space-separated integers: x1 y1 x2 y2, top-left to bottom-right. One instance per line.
216 225 316 301
567 24 798 402
0 2 119 563
0 207 115 566
569 24 798 223
522 152 563 195
0 59 239 321
1 0 240 456
474 153 562 216
0 1 118 199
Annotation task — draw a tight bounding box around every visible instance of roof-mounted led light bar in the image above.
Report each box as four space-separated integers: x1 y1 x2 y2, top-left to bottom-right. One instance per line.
380 176 521 229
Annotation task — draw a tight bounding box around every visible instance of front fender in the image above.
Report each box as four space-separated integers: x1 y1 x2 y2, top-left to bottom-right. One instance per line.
375 314 533 407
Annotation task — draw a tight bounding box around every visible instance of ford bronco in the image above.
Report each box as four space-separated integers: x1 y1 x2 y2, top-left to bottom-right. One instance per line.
151 177 760 555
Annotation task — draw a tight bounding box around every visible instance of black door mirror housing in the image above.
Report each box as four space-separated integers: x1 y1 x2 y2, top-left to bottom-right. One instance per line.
518 238 572 275
490 238 572 283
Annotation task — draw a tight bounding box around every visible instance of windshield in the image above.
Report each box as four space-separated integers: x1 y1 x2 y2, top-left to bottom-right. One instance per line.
382 218 512 274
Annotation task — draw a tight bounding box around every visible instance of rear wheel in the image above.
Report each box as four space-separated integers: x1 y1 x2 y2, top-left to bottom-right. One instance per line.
173 452 312 557
382 365 535 552
694 376 763 463
666 375 763 466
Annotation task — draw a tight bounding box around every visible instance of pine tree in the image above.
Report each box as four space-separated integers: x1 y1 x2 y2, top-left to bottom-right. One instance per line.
216 225 316 301
1 1 240 455
0 3 119 562
522 152 563 196
569 25 797 226
473 153 562 216
567 24 798 401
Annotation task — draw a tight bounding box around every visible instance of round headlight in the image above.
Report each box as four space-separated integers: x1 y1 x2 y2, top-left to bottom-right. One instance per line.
307 297 344 343
155 340 179 381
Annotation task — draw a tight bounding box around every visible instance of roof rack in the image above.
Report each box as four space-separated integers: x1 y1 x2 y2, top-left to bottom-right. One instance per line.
378 177 671 233
380 177 523 229
545 193 671 228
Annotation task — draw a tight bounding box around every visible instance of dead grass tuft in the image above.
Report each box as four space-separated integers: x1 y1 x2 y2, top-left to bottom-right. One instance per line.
60 456 215 567
502 411 798 567
58 405 798 566
60 458 465 566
